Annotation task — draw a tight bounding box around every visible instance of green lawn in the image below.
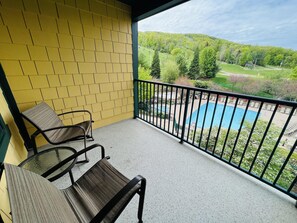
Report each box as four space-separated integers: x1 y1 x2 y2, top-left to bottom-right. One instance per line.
219 62 292 78
212 73 235 89
139 46 175 68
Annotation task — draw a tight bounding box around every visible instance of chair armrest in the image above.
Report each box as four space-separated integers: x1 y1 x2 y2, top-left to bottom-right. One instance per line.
34 125 86 134
31 125 86 142
91 175 146 223
41 144 105 179
58 110 93 122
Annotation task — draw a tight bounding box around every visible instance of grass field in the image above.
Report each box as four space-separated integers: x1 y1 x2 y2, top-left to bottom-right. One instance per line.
219 62 292 78
139 46 175 68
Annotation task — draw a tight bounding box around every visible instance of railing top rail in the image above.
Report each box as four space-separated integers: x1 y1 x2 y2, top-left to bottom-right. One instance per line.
135 79 297 107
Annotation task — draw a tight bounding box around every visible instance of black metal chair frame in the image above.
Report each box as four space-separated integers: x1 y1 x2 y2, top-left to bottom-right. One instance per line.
0 144 146 223
22 108 94 163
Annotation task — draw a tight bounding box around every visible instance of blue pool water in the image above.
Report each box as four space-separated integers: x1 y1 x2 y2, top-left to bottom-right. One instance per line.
154 105 169 114
186 103 259 130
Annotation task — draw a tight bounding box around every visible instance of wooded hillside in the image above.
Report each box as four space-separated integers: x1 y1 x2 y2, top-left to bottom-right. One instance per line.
139 32 297 68
138 32 297 100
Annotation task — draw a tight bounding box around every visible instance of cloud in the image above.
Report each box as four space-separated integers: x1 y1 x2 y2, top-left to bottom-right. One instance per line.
139 0 297 50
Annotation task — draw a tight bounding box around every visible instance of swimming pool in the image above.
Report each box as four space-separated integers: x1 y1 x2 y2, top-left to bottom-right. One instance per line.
153 105 169 114
186 103 259 130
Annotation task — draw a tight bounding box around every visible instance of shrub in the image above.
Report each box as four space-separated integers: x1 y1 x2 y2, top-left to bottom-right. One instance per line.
138 66 152 80
161 61 179 83
175 77 193 87
290 66 297 79
138 51 150 69
194 80 209 89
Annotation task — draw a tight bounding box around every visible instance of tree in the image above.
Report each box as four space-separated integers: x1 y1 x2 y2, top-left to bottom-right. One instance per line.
176 55 188 76
199 47 218 78
264 54 272 66
274 54 284 67
239 48 253 66
219 44 227 61
225 48 235 64
233 49 241 65
138 66 152 80
188 48 199 79
161 61 179 83
192 120 296 189
290 53 297 68
150 50 161 78
171 48 182 56
138 66 154 106
138 51 149 69
290 66 297 79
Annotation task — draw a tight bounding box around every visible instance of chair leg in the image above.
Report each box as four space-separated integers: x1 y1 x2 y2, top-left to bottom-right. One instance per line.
76 136 89 164
31 134 38 154
86 135 94 141
87 124 94 141
69 170 74 185
76 152 89 164
138 179 146 223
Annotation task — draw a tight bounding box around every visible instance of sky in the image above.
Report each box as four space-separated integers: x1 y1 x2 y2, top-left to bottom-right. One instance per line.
138 0 297 50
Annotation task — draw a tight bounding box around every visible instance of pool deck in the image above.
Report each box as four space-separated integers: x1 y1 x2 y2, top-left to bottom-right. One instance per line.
173 99 297 145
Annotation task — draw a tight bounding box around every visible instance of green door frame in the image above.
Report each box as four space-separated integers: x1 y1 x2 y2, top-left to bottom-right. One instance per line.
0 114 11 163
0 64 33 151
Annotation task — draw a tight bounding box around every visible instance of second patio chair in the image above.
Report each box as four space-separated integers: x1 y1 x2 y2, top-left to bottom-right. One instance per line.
21 102 94 162
2 144 146 223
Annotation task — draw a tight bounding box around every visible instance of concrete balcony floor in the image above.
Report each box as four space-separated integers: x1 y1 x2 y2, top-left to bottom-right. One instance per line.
51 119 297 222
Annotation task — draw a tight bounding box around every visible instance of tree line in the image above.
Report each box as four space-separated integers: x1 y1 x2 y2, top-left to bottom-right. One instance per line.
143 47 218 83
139 32 297 69
138 31 297 100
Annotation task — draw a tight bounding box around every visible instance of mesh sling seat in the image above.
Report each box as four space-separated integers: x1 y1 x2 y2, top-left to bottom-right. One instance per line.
1 144 146 223
21 102 94 161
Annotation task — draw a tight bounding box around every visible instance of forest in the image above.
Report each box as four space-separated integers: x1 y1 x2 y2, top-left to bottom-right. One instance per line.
138 31 297 101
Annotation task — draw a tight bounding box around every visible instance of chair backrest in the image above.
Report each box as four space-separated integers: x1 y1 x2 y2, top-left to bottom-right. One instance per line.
22 102 64 139
4 163 79 223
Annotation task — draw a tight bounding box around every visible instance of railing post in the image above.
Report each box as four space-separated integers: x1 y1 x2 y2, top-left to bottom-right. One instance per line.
180 89 190 144
132 22 138 119
134 80 139 119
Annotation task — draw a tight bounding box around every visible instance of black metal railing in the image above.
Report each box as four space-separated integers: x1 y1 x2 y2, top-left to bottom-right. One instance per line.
135 79 297 201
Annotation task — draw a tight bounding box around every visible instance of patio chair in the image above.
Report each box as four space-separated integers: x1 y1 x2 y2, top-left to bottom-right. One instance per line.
21 102 94 162
1 144 146 223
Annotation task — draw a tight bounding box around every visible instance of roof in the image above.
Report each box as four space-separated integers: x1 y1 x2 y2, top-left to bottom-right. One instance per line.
118 0 190 21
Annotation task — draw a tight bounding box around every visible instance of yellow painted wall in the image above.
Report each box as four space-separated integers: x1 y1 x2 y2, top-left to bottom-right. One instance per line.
0 0 133 147
0 0 132 221
0 88 28 222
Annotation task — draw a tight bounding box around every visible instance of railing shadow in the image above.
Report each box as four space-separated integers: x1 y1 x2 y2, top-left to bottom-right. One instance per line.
136 79 297 201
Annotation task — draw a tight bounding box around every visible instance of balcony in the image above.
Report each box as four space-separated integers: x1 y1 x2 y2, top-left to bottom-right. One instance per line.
53 119 297 222
135 79 297 198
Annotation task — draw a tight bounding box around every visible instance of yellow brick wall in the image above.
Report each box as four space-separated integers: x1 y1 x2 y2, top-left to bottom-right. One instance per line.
0 88 28 223
0 0 133 147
